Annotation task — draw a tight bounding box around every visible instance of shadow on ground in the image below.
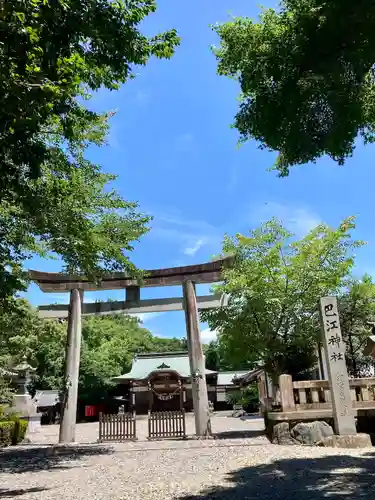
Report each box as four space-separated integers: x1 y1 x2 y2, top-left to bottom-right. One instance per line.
179 452 375 499
214 430 265 440
0 444 113 474
0 487 49 498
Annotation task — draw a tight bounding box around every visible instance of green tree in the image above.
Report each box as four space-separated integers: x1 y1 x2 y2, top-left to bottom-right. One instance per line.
0 299 189 403
0 298 66 391
203 340 248 371
339 275 375 377
201 217 362 380
150 336 187 353
212 1 375 175
0 0 180 303
1 0 179 196
0 374 14 404
203 341 221 371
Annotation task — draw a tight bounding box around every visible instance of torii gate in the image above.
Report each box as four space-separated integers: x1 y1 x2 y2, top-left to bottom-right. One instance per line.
29 258 231 443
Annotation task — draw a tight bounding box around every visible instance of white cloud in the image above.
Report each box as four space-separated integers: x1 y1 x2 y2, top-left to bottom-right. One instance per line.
42 294 95 305
250 202 321 236
183 238 206 256
149 210 223 260
130 312 166 323
200 328 218 344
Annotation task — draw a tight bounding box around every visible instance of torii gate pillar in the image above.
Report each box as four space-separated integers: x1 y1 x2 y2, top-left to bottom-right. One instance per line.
183 280 212 437
59 289 83 443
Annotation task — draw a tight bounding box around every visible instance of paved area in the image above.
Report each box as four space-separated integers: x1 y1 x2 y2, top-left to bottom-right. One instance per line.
1 413 374 499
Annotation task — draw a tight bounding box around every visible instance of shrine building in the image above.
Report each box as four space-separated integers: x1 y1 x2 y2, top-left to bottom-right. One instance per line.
112 351 248 414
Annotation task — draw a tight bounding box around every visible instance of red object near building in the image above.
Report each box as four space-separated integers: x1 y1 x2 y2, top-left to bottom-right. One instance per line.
85 405 95 417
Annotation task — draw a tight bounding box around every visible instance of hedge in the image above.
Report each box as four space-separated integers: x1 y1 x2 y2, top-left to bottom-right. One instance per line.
12 418 28 445
0 421 15 447
0 408 29 447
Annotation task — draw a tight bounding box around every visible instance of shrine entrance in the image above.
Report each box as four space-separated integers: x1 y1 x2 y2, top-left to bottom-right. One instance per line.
148 371 183 412
29 258 231 443
147 370 186 439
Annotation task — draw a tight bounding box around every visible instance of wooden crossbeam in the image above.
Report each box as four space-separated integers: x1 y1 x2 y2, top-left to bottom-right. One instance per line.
38 294 228 319
29 258 232 292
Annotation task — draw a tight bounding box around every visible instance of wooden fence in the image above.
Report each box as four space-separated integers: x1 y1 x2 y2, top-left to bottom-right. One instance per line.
98 412 137 442
269 374 375 421
148 410 186 440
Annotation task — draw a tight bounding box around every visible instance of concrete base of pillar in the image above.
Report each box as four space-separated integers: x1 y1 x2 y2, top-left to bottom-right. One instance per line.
320 433 372 449
189 434 216 440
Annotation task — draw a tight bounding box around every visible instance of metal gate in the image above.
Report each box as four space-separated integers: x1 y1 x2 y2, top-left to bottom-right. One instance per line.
148 410 186 440
98 412 137 442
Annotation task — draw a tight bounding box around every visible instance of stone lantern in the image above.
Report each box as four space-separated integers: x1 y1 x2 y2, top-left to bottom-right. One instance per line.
14 356 36 396
12 356 40 434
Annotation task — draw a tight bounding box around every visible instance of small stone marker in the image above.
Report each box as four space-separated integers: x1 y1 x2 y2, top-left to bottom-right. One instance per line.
319 296 356 435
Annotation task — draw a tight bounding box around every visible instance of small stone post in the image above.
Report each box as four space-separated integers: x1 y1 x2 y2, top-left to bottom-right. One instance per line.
183 280 212 437
279 374 296 412
318 297 371 447
59 289 83 443
319 297 356 435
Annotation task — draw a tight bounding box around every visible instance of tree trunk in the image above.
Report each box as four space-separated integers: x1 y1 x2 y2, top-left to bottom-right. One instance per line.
348 331 358 377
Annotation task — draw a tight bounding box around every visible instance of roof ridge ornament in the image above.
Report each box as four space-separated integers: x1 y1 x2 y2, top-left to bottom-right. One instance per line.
157 362 171 369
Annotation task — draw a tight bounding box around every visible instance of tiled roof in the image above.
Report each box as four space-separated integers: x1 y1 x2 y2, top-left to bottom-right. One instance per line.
234 367 265 385
113 352 216 381
217 371 249 386
33 390 59 407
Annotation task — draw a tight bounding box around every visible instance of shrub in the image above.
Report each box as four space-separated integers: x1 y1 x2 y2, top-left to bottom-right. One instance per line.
0 409 29 446
226 384 260 413
2 412 29 445
0 421 15 447
12 418 28 445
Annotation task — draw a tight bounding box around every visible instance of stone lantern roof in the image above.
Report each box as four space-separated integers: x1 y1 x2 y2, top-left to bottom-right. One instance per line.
14 356 36 374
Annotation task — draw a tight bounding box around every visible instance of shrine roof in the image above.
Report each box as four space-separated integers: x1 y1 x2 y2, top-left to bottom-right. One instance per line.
33 390 59 408
113 351 216 381
233 367 265 386
217 371 249 386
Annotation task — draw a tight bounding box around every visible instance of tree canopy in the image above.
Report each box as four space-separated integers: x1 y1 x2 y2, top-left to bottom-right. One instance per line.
339 275 375 377
201 216 363 378
213 1 375 174
0 299 187 403
0 1 180 305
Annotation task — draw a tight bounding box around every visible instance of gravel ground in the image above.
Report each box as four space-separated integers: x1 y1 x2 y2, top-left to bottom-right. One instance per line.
1 414 374 500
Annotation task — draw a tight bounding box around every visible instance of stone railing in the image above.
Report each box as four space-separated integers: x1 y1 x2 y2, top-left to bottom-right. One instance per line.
279 374 375 413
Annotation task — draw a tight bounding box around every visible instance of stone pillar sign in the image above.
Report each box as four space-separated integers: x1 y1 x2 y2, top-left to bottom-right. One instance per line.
319 296 356 435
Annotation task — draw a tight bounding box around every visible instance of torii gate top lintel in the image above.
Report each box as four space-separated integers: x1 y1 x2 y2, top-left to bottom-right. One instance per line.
29 257 232 293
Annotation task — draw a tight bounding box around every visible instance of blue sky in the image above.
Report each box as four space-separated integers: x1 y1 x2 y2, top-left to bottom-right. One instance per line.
24 0 375 343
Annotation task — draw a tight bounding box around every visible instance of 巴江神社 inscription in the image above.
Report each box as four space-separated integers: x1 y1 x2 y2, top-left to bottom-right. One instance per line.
320 297 356 435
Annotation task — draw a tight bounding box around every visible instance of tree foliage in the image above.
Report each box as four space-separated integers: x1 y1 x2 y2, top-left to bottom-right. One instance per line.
339 275 375 377
0 1 180 303
0 299 186 403
213 1 375 174
201 217 362 378
203 339 252 372
2 0 179 194
0 376 14 404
